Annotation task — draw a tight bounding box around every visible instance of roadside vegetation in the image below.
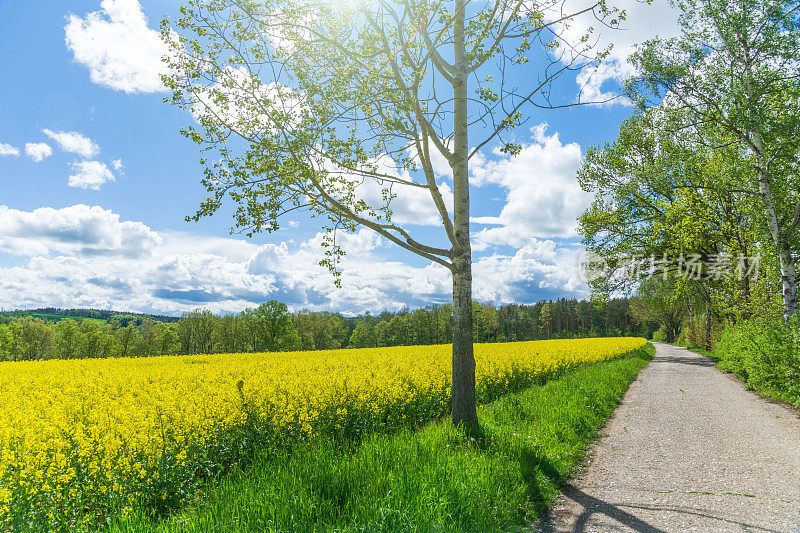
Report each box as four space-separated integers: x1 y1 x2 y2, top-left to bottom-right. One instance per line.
578 0 800 409
685 319 800 409
112 343 654 532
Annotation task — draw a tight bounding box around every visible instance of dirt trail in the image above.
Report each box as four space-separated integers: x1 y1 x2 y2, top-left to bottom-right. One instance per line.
541 343 800 532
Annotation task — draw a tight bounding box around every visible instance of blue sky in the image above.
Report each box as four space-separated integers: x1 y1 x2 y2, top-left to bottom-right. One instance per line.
0 0 679 316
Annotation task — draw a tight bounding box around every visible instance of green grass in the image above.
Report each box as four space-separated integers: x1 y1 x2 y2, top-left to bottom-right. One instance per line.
112 344 654 533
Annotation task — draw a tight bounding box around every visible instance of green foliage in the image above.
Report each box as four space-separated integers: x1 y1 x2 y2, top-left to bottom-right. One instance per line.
714 318 800 407
581 0 800 321
18 317 56 360
0 324 19 361
652 326 667 343
348 320 378 349
628 278 686 343
252 301 294 351
112 345 654 532
578 105 764 316
0 318 179 361
683 312 724 351
0 308 179 325
472 301 498 342
625 0 800 318
0 298 651 361
294 310 347 351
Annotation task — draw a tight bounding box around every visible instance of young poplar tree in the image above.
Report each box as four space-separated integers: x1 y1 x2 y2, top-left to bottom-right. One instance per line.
162 0 619 428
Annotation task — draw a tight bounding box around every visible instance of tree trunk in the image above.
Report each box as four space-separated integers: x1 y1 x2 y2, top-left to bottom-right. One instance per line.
776 241 798 319
754 138 798 319
451 254 477 428
745 64 798 319
450 0 478 429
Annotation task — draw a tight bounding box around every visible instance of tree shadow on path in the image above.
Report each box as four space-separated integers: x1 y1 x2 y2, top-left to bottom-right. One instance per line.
538 483 665 532
652 353 716 368
539 484 785 532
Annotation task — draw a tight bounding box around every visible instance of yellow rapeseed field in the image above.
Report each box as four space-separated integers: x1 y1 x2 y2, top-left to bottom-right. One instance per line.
0 337 645 529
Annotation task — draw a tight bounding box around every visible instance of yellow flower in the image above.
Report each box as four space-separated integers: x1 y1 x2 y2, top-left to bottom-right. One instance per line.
0 337 645 527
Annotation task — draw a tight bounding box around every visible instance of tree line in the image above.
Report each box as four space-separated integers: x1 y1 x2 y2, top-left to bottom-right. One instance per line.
0 308 180 325
0 298 649 361
579 0 800 348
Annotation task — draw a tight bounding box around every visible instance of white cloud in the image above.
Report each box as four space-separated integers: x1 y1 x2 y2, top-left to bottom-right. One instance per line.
0 204 161 257
68 161 115 190
470 123 589 248
576 61 636 105
111 159 124 170
301 228 383 256
0 205 588 315
65 0 167 94
550 0 681 105
0 212 417 315
359 177 454 227
43 129 100 158
473 241 587 304
24 143 53 162
0 142 19 157
246 231 453 312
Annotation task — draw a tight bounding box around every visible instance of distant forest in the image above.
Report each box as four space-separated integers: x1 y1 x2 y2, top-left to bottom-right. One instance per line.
0 298 653 361
0 308 180 325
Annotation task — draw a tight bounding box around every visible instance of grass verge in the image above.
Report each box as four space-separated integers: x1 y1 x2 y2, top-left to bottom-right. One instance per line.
112 343 654 532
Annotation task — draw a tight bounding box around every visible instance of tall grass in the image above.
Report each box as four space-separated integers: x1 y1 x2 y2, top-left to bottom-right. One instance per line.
113 344 654 532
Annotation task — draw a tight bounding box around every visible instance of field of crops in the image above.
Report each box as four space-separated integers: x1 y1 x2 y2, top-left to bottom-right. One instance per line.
0 337 646 530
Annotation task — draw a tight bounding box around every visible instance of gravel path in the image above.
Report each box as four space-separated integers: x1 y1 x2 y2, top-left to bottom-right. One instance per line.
541 342 800 532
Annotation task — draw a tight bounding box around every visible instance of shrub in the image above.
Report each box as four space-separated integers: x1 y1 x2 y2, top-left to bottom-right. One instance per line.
715 318 800 406
683 313 724 350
